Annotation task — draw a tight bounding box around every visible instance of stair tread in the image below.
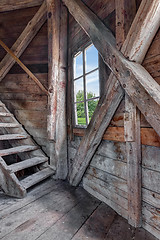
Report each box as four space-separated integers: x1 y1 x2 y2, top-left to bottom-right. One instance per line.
0 112 12 116
0 145 38 156
0 134 28 140
20 167 55 189
0 123 20 128
8 157 48 172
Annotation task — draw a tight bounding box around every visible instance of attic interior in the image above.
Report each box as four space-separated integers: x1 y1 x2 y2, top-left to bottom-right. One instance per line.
0 0 160 239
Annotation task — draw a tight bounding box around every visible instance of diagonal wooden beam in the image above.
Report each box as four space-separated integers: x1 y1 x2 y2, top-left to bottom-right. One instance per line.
0 0 43 13
62 0 160 186
0 1 47 82
0 40 48 95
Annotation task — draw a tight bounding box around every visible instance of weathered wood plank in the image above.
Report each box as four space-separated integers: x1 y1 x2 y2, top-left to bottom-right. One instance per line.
142 145 160 172
72 203 117 240
72 127 160 147
47 0 60 140
0 182 90 239
64 0 160 186
34 194 100 240
142 202 160 240
54 3 68 179
0 157 26 198
8 157 48 173
142 188 160 209
47 0 68 178
20 167 54 189
0 1 47 82
125 97 141 227
0 0 43 12
90 154 127 180
142 168 160 195
0 145 38 157
0 134 27 141
83 180 128 219
0 40 48 95
83 174 128 205
86 166 128 193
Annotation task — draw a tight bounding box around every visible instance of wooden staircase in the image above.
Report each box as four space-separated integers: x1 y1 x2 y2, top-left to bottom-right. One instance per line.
0 101 55 198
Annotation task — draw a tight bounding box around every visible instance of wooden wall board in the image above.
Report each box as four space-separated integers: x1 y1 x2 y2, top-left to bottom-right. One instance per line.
0 7 48 69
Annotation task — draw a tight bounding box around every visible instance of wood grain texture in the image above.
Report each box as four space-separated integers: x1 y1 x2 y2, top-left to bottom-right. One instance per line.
47 0 68 179
0 0 43 12
0 1 47 82
64 0 160 186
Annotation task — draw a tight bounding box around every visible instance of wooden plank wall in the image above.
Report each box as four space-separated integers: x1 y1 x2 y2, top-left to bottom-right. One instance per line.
68 0 160 239
0 6 49 156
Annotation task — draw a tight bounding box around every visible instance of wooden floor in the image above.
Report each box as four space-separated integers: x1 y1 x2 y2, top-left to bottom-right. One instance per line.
0 179 158 240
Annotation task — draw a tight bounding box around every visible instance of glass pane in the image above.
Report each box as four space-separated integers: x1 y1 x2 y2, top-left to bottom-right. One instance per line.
86 70 99 99
74 78 84 102
85 45 98 73
75 102 86 125
88 99 99 122
74 52 83 78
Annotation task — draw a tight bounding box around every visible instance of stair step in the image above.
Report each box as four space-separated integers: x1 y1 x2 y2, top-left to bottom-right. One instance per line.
0 123 20 128
20 168 55 189
0 134 28 140
8 157 48 172
0 112 13 117
0 145 38 156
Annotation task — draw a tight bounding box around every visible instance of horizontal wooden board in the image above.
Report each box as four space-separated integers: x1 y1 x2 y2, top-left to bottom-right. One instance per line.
86 166 127 193
90 154 127 180
83 175 128 209
83 180 128 220
142 202 160 238
142 188 160 209
142 168 160 194
72 127 160 147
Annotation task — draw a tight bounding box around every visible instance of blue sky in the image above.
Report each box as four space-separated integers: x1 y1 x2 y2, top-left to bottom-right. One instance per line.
74 44 99 99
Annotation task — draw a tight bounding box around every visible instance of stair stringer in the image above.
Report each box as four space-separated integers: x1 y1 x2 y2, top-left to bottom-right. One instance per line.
0 100 55 198
0 157 26 198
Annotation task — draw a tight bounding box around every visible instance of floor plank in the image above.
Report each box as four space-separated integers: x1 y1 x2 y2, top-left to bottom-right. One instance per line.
72 203 117 240
0 179 158 240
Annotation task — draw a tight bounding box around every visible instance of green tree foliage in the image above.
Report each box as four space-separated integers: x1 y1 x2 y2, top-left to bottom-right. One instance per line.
76 90 98 120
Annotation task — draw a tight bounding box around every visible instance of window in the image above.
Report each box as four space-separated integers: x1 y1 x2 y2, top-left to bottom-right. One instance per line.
73 44 99 127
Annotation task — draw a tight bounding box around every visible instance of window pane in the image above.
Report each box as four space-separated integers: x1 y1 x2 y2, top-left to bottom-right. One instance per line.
74 52 83 78
86 70 99 99
88 99 99 122
75 102 86 125
74 78 84 102
85 45 98 73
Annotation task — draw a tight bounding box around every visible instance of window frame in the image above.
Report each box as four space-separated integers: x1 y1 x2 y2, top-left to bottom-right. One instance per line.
73 43 100 128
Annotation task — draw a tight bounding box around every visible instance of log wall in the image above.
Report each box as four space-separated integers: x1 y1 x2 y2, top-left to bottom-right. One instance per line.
68 0 160 239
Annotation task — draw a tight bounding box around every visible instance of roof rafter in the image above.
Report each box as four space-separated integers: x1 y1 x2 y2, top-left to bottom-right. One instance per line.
62 0 160 186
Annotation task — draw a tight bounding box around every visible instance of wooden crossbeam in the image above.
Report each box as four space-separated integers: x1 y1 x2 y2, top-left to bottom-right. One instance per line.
0 40 48 95
0 1 47 82
62 0 160 186
0 0 43 12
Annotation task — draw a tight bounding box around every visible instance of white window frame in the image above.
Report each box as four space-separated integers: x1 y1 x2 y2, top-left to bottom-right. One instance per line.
73 44 100 127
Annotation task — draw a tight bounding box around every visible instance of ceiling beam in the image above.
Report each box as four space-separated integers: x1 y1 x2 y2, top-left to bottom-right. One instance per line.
62 0 160 186
0 0 43 13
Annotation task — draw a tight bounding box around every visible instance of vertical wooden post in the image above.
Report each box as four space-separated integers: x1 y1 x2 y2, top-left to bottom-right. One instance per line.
124 96 141 227
47 0 60 141
116 0 141 228
116 0 141 227
47 0 68 179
